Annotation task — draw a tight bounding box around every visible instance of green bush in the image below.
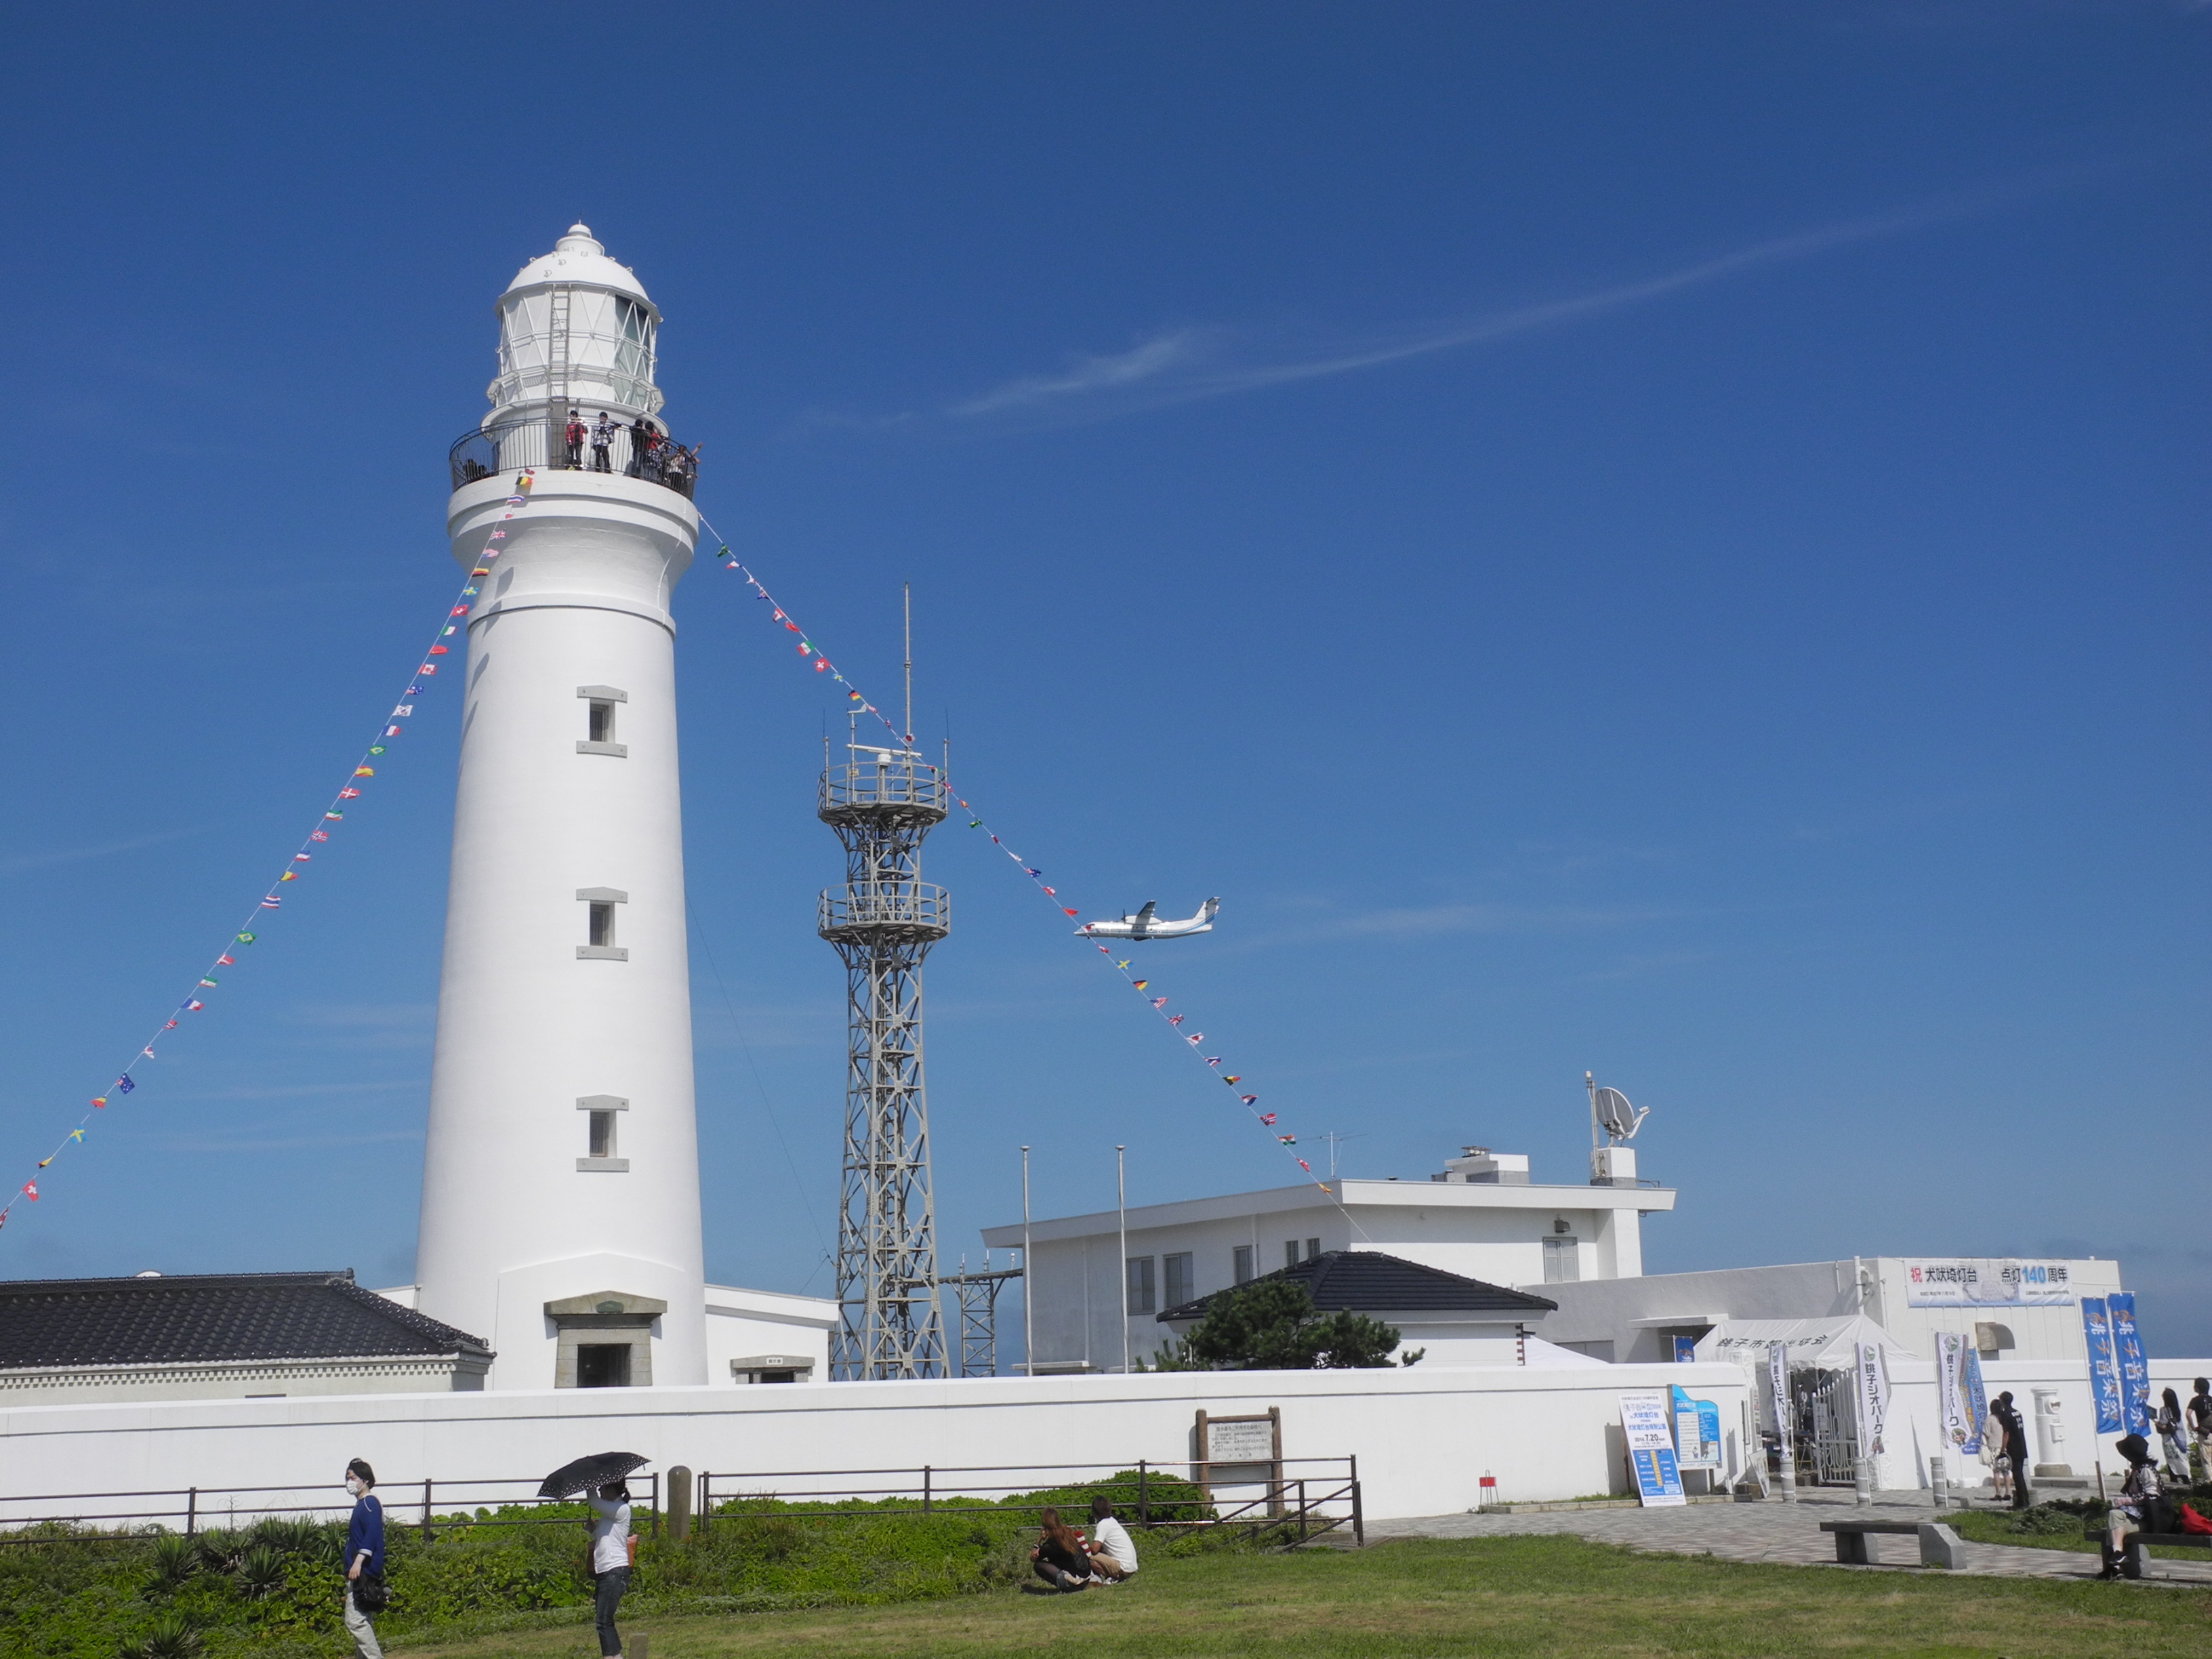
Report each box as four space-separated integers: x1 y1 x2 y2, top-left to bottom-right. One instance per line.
0 1471 1254 1657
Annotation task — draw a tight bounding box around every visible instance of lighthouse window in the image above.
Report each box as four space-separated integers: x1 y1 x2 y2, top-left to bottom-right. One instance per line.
588 701 615 743
588 903 615 947
588 1111 617 1160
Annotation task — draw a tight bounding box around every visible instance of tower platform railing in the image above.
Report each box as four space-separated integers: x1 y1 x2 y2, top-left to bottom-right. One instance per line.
447 419 698 498
817 757 949 822
819 883 949 940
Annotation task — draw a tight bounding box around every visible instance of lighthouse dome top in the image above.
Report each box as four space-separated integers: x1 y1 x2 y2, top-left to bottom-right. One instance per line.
503 224 654 311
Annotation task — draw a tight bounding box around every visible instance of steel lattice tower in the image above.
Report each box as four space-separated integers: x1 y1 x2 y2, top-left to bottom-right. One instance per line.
818 730 950 1379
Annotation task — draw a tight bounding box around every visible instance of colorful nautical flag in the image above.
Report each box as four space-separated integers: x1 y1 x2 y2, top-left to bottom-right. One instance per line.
117 1078 135 1094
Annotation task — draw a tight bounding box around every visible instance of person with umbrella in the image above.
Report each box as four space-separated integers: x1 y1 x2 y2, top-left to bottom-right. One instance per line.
541 1452 649 1659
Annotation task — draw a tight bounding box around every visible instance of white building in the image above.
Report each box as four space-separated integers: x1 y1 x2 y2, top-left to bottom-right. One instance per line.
983 1141 1675 1372
1534 1255 2123 1366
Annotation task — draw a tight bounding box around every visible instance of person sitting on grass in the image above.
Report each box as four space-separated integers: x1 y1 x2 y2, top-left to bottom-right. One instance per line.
1030 1507 1091 1592
1083 1494 1138 1582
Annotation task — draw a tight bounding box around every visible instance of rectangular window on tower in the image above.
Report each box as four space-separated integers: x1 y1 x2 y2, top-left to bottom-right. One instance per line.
1233 1245 1254 1285
1543 1235 1581 1284
1307 1237 1322 1261
576 1094 629 1172
576 684 628 756
1285 1241 1301 1270
576 889 629 960
1164 1252 1194 1308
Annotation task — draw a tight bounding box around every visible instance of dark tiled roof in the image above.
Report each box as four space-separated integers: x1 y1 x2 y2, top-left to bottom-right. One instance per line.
1157 1250 1558 1323
0 1271 493 1368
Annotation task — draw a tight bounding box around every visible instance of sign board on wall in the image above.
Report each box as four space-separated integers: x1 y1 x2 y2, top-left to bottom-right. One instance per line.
1671 1385 1723 1470
1902 1259 2076 1307
1619 1391 1686 1507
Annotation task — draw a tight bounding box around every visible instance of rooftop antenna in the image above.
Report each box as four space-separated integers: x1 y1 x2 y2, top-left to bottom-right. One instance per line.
903 582 913 745
1585 1071 1650 1188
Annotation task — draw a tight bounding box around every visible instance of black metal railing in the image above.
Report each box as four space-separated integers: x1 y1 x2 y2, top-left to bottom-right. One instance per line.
0 1471 661 1544
448 419 698 499
693 1456 1362 1549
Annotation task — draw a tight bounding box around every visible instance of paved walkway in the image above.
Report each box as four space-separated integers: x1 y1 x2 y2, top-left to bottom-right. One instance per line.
1366 1494 2212 1586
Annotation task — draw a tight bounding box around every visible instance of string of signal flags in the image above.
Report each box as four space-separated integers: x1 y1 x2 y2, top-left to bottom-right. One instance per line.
2 471 1329 1232
0 473 548 1233
699 522 1336 1199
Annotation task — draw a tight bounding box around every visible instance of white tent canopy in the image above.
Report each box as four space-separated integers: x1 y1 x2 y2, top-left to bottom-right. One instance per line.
1695 1314 1917 1370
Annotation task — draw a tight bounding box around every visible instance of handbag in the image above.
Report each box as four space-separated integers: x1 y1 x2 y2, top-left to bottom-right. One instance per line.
352 1573 390 1615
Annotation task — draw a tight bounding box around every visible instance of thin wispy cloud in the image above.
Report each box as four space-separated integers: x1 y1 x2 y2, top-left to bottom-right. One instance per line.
947 169 2094 425
948 331 1211 416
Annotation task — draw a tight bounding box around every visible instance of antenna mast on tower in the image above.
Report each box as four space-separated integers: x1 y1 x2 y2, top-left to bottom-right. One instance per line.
817 596 949 1379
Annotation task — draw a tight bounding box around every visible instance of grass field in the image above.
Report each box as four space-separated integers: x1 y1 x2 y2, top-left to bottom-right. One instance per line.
411 1534 2212 1659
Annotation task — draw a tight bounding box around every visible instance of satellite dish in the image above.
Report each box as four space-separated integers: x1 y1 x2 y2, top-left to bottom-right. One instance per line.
1591 1085 1648 1143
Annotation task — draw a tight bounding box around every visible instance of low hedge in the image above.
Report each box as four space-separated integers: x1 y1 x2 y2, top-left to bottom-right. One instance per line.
0 1471 1248 1659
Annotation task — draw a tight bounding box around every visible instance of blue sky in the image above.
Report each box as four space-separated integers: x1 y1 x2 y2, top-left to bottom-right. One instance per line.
1 4 2206 1354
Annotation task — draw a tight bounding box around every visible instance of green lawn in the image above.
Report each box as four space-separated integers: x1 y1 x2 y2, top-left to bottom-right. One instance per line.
411 1535 2212 1659
1950 1505 2212 1563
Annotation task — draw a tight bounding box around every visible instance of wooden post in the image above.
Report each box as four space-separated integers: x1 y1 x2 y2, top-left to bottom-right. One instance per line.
667 1465 692 1542
422 1478 434 1539
1138 1460 1149 1527
649 1472 661 1537
922 1465 932 1516
1193 1409 1210 1498
185 1488 197 1538
697 1470 710 1536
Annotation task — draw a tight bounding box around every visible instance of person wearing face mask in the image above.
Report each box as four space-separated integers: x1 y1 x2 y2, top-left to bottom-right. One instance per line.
342 1458 386 1658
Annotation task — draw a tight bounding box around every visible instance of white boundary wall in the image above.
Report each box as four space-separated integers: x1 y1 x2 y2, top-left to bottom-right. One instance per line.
0 1363 1748 1523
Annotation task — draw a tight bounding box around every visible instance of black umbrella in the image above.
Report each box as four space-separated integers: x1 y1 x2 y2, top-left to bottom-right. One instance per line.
539 1451 651 1500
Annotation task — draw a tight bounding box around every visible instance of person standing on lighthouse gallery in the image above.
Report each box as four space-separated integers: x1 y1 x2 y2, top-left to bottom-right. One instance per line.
565 408 586 468
591 411 616 472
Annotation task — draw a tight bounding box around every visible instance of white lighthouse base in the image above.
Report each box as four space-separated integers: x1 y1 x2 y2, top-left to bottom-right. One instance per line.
371 1277 836 1392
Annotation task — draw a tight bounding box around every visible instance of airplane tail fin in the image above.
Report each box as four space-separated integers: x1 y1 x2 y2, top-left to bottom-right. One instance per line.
1201 897 1221 921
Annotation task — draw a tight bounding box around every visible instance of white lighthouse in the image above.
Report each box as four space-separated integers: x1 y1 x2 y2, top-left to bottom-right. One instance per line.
414 226 707 1390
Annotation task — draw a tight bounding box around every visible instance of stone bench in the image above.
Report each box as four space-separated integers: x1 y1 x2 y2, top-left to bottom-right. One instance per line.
1819 1519 1965 1568
2088 1525 2212 1580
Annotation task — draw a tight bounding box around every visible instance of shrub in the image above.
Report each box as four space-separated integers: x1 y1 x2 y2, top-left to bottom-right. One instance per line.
119 1611 199 1659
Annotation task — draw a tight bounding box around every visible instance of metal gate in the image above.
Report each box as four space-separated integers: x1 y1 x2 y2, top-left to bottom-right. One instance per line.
1801 1368 1861 1486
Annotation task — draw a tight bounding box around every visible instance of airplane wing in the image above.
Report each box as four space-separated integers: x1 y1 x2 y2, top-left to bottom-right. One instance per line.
1134 901 1158 924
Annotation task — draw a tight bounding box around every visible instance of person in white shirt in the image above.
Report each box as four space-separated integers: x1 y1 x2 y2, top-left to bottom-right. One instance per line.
1084 1494 1138 1582
587 1481 634 1656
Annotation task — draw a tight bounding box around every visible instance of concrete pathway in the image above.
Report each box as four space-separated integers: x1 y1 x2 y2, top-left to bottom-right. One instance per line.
1366 1493 2212 1587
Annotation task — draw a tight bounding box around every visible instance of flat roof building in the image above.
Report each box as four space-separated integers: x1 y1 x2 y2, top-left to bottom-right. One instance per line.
982 1141 1675 1373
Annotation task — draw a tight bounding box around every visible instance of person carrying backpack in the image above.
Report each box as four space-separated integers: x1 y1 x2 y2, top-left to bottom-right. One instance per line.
342 1458 386 1658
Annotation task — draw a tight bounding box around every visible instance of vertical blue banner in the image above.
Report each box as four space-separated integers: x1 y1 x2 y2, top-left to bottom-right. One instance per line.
2083 1298 2122 1433
2108 1292 2151 1437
